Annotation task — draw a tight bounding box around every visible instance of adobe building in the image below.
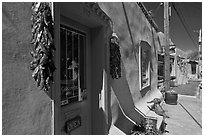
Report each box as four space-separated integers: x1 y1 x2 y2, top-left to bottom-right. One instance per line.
174 48 188 85
3 2 164 135
186 58 201 80
157 32 189 87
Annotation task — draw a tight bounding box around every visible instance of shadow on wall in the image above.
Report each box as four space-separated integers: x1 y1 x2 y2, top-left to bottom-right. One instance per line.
110 62 145 134
2 2 53 135
140 86 151 97
90 26 112 135
113 102 135 134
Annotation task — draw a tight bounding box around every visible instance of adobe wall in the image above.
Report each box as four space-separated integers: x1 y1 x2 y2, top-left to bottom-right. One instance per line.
99 2 161 133
175 48 188 85
2 2 52 134
99 2 159 102
2 2 161 135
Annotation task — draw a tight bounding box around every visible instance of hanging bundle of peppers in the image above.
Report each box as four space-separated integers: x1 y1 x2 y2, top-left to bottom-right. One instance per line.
30 2 55 92
110 33 121 79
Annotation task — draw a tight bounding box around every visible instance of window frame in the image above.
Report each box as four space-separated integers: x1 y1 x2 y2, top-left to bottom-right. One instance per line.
60 24 87 106
139 41 151 90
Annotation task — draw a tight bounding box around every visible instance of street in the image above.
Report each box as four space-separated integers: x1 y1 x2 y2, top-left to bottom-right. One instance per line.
163 80 202 135
173 80 201 96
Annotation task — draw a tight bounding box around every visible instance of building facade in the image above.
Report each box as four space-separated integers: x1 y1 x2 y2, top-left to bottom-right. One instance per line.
157 32 189 87
3 2 164 135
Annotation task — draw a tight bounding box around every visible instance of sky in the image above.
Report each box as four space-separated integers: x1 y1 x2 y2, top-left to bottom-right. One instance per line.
143 2 202 53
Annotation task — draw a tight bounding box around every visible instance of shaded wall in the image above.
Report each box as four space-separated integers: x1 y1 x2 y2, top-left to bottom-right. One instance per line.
100 2 159 102
2 3 52 135
99 2 160 134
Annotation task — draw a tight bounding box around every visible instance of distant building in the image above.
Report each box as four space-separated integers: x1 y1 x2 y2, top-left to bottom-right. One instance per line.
186 59 200 80
157 32 189 87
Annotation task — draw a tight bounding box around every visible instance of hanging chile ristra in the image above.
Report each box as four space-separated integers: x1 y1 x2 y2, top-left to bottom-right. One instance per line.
110 33 121 79
30 2 55 92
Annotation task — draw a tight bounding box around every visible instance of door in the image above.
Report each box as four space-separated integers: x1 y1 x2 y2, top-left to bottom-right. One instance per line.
60 21 91 134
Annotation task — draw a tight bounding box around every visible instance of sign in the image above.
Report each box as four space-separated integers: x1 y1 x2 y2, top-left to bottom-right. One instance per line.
66 115 81 134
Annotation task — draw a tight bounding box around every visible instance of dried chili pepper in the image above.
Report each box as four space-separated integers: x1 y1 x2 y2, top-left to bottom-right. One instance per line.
30 2 55 92
110 33 121 79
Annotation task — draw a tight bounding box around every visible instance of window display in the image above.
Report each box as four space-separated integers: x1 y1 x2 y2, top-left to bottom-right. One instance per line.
140 41 151 89
60 25 86 106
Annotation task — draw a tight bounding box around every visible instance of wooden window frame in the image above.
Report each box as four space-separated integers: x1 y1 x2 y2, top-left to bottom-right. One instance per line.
60 24 87 106
139 41 151 90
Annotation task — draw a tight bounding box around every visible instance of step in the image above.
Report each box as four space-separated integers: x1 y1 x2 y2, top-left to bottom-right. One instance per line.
108 89 164 135
108 111 164 135
146 109 164 130
134 89 164 131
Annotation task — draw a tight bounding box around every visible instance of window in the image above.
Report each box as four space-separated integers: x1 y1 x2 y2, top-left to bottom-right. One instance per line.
157 54 174 86
60 25 87 106
170 57 174 75
157 55 174 79
158 54 164 77
191 62 197 74
139 41 151 90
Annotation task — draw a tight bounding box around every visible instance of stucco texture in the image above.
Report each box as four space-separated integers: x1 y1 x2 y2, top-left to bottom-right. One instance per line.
100 2 159 103
99 2 161 134
2 3 52 135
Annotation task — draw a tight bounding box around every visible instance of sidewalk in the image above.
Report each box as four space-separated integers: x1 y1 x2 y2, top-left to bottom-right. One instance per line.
163 95 202 135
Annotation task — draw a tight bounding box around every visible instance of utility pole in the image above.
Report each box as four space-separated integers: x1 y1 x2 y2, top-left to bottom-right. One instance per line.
198 29 202 79
194 29 202 79
164 2 170 91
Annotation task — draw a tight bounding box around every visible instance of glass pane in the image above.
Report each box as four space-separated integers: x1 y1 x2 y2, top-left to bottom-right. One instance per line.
141 45 150 88
73 33 79 99
60 28 66 81
158 63 164 77
60 25 86 106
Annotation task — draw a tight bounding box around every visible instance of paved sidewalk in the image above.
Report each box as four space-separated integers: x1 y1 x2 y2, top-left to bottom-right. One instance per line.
163 95 202 135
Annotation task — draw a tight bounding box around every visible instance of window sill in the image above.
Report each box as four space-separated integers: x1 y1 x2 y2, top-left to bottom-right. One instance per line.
141 84 150 90
140 85 151 97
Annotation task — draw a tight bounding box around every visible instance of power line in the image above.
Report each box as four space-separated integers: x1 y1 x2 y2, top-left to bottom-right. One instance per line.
172 3 198 49
152 2 163 17
147 3 163 19
175 3 197 43
122 2 138 64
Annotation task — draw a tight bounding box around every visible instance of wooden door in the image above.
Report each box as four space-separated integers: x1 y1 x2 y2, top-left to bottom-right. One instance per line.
60 21 91 134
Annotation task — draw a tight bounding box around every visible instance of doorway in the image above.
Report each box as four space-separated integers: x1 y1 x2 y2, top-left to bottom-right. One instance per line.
53 2 112 134
60 19 91 135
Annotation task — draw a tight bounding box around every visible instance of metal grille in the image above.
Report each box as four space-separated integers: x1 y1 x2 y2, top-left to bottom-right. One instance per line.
60 25 86 106
140 42 151 88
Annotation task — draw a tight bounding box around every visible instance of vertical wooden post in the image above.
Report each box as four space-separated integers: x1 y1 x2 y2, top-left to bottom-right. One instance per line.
164 2 170 91
50 2 55 135
53 2 61 134
198 29 202 79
